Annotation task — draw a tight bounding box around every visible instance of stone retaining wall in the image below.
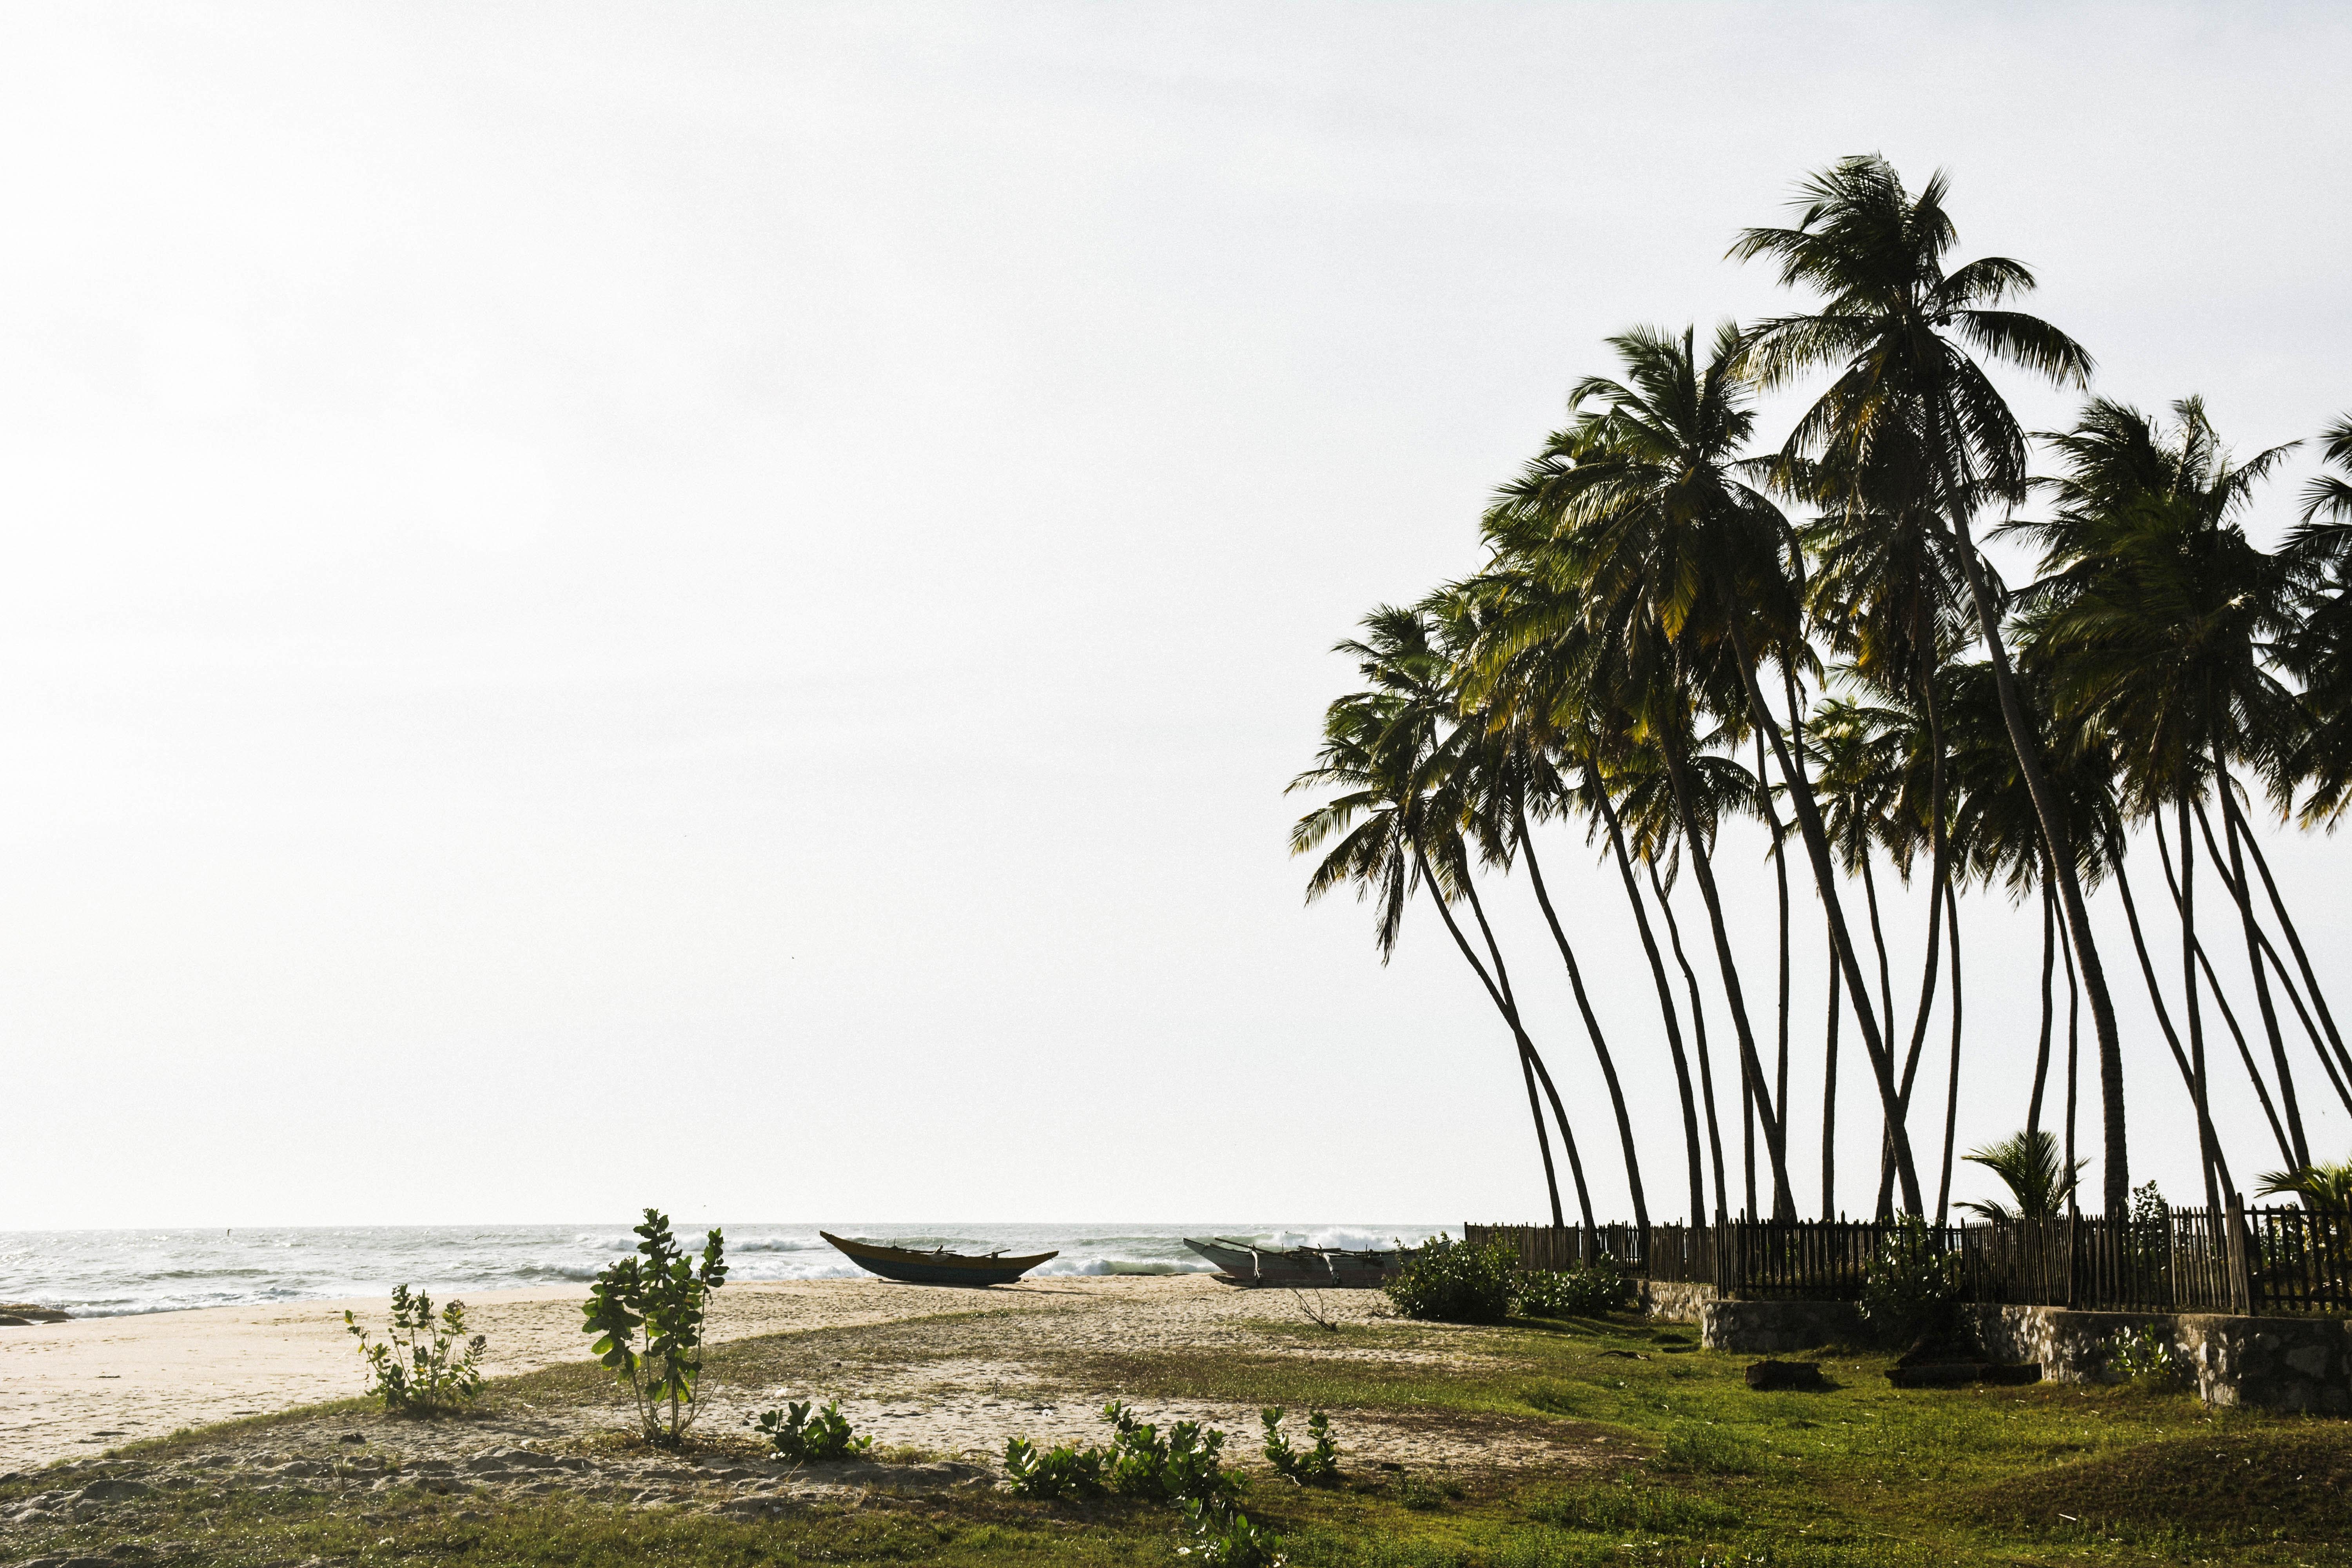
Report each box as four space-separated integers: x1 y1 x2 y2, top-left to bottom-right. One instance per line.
1968 1303 2352 1413
1638 1279 1716 1323
1639 1280 2350 1412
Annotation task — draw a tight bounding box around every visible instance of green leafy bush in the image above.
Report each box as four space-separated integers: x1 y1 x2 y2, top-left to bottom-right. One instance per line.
1858 1214 1962 1349
581 1207 728 1446
1260 1407 1339 1485
1514 1257 1632 1318
344 1285 486 1414
1102 1401 1237 1505
1002 1437 1105 1499
2106 1325 2193 1392
752 1399 873 1461
1383 1236 1517 1323
1177 1495 1287 1567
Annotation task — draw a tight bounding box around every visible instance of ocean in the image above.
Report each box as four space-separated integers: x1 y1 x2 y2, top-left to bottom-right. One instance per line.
0 1222 1453 1318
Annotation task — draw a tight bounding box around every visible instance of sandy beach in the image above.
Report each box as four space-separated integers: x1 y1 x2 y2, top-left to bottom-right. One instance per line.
2 1275 1567 1480
0 1276 1109 1472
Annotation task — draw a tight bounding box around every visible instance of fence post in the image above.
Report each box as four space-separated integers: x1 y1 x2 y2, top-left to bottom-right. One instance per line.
2225 1193 2254 1315
2065 1211 2079 1309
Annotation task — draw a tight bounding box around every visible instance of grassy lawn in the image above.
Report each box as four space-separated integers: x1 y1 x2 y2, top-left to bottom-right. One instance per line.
5 1306 2347 1568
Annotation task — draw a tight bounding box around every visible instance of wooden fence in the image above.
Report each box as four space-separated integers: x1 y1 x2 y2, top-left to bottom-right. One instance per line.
1465 1200 2348 1316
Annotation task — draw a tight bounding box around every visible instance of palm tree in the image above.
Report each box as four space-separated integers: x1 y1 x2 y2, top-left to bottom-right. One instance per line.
1483 321 1922 1217
1457 539 1712 1225
2257 1157 2352 1212
1428 584 1652 1230
2011 398 2309 1180
1958 1129 2085 1223
1289 607 1585 1226
1731 156 2130 1212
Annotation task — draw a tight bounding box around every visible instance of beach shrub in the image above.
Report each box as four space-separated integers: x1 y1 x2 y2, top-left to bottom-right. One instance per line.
1002 1437 1105 1499
2106 1325 2193 1392
1858 1214 1963 1349
752 1399 873 1462
344 1285 486 1415
1383 1236 1516 1323
1260 1407 1339 1486
1514 1257 1632 1318
1178 1495 1287 1567
581 1207 729 1446
1102 1401 1237 1505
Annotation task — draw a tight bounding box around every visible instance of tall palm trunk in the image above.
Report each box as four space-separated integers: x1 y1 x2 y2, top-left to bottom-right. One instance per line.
1860 855 1897 1058
1720 619 1926 1212
1648 855 1731 1221
1925 421 2128 1212
1934 882 1964 1224
1756 730 1794 1222
1822 918 1841 1217
1409 840 1565 1225
2195 803 2352 1113
2158 824 2296 1171
1590 768 1708 1223
1519 826 1650 1228
2209 756 2316 1157
1882 675 1949 1217
1463 867 1598 1231
2026 869 2056 1139
2237 824 2352 1086
2114 855 2233 1209
2211 771 2343 1142
1659 728 1798 1220
2062 913 2082 1217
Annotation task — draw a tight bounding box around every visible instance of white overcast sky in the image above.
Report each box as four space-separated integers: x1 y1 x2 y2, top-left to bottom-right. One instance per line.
3 3 2348 1230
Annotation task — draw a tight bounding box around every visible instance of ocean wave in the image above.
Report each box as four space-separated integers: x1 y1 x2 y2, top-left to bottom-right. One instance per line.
0 1222 1447 1317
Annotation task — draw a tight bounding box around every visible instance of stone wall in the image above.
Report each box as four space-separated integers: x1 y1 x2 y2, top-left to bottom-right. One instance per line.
1961 1303 2352 1412
1639 1279 1715 1324
1699 1298 1864 1353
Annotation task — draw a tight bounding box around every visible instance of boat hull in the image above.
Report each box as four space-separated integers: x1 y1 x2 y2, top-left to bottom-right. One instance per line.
1183 1237 1413 1288
820 1231 1057 1287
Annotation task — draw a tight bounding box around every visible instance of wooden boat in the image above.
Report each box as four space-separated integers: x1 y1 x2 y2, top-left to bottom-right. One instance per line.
1183 1238 1416 1288
820 1231 1057 1287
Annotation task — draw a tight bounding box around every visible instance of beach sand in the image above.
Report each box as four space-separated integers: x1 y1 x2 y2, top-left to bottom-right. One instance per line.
0 1279 1599 1495
1 1276 1589 1485
0 1276 1080 1472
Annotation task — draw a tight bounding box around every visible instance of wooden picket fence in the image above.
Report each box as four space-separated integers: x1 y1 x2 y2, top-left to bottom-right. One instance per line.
1465 1200 2350 1316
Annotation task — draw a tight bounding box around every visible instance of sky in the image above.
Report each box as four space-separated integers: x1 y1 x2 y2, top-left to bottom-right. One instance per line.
2 2 2348 1230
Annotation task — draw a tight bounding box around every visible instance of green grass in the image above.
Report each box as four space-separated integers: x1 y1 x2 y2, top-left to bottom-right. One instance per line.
6 1307 2348 1566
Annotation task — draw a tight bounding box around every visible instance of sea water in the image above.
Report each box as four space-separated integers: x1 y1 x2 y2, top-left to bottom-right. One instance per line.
0 1222 1453 1318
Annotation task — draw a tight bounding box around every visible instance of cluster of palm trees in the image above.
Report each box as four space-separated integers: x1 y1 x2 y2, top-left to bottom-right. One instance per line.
1291 156 2352 1226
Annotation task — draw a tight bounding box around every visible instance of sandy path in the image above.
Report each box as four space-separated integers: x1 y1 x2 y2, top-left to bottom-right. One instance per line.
0 1277 1104 1472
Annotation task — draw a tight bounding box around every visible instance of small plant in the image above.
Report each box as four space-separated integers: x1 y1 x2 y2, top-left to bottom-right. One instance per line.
2106 1324 2193 1391
1390 1472 1464 1511
1177 1495 1287 1567
1103 1401 1236 1504
752 1399 873 1461
581 1207 728 1446
344 1285 486 1414
1858 1213 1963 1349
1656 1420 1764 1475
1003 1436 1105 1499
1260 1407 1339 1485
1382 1236 1517 1323
1514 1256 1632 1318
